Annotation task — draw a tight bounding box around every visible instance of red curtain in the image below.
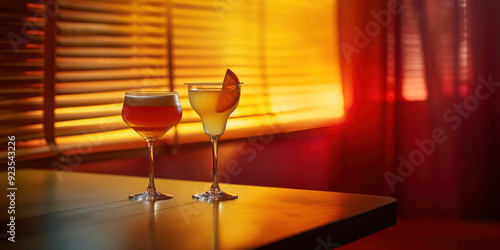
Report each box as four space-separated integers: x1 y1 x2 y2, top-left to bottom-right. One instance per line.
337 0 500 220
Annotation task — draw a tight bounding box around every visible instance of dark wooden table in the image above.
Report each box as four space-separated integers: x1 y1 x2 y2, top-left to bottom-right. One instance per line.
0 169 396 249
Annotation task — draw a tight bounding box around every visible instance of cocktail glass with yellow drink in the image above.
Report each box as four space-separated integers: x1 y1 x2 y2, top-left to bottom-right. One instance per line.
186 69 241 201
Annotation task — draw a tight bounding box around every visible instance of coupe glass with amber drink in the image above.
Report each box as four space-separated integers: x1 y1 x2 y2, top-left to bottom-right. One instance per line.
186 69 241 201
122 91 182 201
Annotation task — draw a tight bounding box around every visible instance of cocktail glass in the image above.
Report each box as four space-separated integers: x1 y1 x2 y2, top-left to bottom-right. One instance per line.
186 83 241 201
122 91 182 201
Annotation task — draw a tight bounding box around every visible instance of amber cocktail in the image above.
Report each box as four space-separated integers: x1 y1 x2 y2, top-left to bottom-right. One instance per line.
122 91 182 201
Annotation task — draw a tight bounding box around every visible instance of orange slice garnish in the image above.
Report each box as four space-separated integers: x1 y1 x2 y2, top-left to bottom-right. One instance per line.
216 69 240 113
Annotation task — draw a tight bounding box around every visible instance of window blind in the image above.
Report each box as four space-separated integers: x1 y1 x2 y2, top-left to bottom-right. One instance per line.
53 0 171 157
174 0 344 142
0 0 46 158
263 1 343 131
1 0 344 164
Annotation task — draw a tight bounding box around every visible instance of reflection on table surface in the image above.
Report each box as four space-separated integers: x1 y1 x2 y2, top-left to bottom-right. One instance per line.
0 169 396 249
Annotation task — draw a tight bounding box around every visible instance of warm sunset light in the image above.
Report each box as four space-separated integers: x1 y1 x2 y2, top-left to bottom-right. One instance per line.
1 0 344 160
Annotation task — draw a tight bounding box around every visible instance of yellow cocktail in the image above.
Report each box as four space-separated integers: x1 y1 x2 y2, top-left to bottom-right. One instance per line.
188 89 239 136
186 69 241 201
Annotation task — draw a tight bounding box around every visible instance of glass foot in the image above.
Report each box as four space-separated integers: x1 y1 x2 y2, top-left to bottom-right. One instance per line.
193 190 238 201
129 189 173 201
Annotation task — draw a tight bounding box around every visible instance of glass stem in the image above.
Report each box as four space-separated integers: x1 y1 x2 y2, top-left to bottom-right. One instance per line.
210 135 221 193
147 139 157 192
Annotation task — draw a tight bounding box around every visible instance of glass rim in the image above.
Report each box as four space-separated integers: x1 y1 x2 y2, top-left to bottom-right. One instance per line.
125 91 178 96
183 82 243 85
